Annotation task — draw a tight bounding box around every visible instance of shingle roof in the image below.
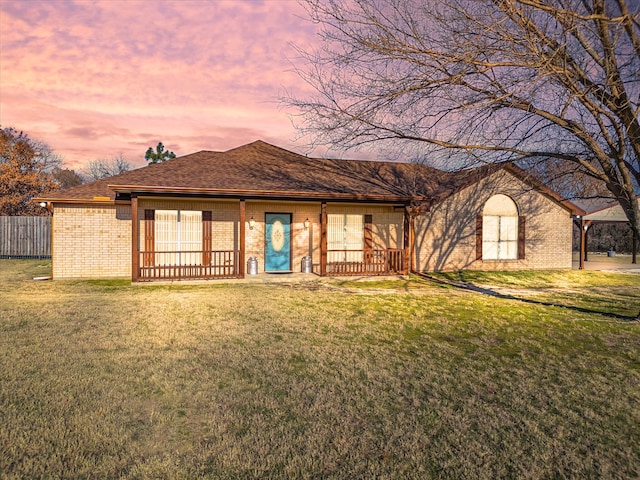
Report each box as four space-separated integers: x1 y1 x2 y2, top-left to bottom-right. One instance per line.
37 140 560 208
572 197 625 214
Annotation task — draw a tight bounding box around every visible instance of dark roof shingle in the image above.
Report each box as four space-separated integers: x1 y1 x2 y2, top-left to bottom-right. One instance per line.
38 140 560 208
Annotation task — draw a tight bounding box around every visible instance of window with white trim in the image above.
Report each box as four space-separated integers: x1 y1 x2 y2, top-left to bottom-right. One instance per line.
155 210 202 265
482 195 518 260
327 214 364 262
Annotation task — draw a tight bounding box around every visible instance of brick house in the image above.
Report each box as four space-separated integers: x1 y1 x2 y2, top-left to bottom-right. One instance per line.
37 141 581 281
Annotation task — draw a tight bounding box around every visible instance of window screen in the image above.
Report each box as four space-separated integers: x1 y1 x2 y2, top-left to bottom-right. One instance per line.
327 214 364 262
155 210 202 265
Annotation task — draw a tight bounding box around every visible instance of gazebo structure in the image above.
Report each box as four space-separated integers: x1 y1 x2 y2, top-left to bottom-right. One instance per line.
575 197 639 269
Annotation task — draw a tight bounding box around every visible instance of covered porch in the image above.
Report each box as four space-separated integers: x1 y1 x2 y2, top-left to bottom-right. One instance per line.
576 200 638 270
131 197 412 282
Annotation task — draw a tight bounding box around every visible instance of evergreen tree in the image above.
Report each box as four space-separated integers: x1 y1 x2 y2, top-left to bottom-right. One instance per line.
145 142 176 164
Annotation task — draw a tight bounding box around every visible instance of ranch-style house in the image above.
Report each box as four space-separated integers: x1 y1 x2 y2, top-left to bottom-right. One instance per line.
36 141 582 281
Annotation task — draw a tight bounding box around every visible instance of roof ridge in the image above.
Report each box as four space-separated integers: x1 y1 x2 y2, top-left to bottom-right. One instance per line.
35 141 573 211
224 140 307 157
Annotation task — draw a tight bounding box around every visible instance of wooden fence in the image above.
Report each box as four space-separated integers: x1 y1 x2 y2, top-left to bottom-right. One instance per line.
0 216 51 258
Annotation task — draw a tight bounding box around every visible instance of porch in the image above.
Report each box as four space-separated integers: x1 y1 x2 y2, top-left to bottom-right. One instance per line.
138 250 241 281
324 249 407 275
132 198 411 282
135 248 407 281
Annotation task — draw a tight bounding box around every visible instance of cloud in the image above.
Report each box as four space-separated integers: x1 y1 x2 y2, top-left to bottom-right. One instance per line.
0 0 323 169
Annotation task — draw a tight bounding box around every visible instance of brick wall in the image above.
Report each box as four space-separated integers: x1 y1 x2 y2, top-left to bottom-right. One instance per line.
52 204 131 279
52 184 573 280
137 198 239 251
245 201 319 273
414 170 573 272
245 202 403 273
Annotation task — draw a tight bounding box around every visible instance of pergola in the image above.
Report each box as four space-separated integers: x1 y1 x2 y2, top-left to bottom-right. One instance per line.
576 198 638 269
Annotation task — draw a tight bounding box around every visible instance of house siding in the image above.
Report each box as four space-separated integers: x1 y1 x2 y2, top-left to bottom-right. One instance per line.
245 202 403 274
328 205 404 251
50 174 571 280
52 204 131 279
136 198 239 252
51 199 404 280
414 170 573 272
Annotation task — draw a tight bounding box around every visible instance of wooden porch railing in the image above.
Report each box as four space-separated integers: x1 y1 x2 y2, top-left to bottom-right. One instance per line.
326 249 406 276
138 250 240 281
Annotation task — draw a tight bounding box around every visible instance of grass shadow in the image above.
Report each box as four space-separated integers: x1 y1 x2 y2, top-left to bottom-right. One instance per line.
413 271 640 322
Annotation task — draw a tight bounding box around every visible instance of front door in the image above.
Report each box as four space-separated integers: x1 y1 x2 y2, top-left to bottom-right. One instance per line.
265 213 291 272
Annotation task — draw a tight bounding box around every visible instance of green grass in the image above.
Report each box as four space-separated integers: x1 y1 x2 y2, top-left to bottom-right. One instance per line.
430 268 640 318
1 260 639 479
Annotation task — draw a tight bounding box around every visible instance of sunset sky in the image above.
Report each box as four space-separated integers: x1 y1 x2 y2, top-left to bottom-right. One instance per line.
0 0 326 170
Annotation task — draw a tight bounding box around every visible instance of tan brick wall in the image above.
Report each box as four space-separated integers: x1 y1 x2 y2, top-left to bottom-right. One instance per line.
54 186 572 280
414 170 573 272
245 202 404 273
52 204 131 279
246 201 320 273
137 198 239 251
327 204 404 250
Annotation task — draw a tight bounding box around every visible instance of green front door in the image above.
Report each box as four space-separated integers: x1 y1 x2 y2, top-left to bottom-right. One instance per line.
265 213 291 272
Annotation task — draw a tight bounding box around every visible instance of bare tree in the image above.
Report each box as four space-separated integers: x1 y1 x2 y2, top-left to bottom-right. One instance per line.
51 167 84 189
83 154 131 181
29 138 63 173
285 0 640 239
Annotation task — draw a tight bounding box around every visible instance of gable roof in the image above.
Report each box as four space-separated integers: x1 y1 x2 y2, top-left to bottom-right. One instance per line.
37 140 579 212
573 195 639 222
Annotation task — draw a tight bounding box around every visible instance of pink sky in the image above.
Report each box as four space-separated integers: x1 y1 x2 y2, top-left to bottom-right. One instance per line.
0 0 324 169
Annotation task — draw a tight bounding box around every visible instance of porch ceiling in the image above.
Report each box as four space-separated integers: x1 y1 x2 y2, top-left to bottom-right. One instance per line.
109 185 422 204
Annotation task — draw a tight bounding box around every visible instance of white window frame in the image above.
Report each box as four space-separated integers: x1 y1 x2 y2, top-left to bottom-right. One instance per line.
482 215 518 260
482 194 519 261
327 214 364 263
155 210 202 265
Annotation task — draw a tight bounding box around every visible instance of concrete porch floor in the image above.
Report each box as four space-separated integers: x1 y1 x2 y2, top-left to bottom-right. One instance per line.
571 253 640 273
137 272 410 285
135 254 640 285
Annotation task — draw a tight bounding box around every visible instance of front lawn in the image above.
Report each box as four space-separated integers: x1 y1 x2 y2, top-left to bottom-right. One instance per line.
1 260 638 479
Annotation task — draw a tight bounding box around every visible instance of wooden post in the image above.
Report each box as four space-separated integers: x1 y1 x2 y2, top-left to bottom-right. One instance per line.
579 218 585 270
410 213 416 273
403 206 411 275
579 219 592 270
584 221 591 262
239 199 246 278
320 202 327 276
50 210 55 279
131 195 139 282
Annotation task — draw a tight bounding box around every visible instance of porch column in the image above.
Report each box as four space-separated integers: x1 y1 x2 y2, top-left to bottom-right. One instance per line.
584 221 591 262
239 199 246 278
403 206 411 275
632 228 637 264
131 195 139 282
579 218 585 270
579 219 592 270
410 213 416 273
320 202 327 276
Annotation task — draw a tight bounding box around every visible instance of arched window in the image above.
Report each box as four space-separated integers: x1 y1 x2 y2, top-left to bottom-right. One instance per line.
477 194 525 260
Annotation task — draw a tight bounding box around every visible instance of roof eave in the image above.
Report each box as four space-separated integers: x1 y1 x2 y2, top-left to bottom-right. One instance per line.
502 164 586 216
34 197 116 205
108 184 424 203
